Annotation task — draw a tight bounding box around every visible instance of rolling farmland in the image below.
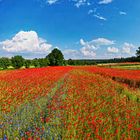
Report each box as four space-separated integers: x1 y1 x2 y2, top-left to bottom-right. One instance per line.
0 66 140 140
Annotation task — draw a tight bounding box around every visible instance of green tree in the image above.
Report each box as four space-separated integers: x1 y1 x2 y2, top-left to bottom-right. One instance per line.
11 55 24 69
0 57 11 69
46 48 64 66
136 47 140 57
38 58 50 67
24 60 31 68
67 59 76 65
32 58 40 68
63 60 68 66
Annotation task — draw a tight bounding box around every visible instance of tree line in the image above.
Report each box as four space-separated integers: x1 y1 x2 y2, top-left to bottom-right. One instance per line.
0 48 64 69
0 47 140 69
66 47 140 65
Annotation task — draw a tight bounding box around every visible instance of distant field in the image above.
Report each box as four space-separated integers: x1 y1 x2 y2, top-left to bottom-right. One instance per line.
111 65 140 69
98 62 140 69
0 65 35 70
0 66 140 139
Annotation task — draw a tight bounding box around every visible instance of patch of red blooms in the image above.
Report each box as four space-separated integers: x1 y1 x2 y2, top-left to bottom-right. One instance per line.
81 66 140 88
0 66 73 113
53 69 140 139
0 67 139 139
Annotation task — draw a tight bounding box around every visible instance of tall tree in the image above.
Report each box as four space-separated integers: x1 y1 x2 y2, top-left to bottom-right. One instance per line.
11 55 24 69
136 47 140 57
46 48 64 66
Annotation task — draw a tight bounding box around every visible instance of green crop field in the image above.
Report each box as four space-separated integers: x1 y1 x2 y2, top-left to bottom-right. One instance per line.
98 63 140 70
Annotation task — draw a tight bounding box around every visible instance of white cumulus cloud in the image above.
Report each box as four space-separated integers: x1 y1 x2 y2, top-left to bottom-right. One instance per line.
80 39 96 58
80 39 97 49
107 47 119 53
99 0 113 4
80 45 96 58
122 42 135 54
0 31 52 53
79 38 114 58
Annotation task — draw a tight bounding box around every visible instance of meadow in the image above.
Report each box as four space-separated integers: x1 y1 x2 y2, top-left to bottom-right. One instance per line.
0 66 140 140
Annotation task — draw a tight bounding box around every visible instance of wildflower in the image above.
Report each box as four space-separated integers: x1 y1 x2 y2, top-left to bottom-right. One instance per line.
3 135 8 140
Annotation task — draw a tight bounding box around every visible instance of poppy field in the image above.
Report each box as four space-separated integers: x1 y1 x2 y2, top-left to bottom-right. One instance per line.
0 66 140 140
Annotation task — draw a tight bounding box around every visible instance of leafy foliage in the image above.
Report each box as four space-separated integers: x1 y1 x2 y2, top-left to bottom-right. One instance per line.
38 58 50 67
47 48 64 66
1 48 140 70
136 46 140 57
32 58 40 68
0 57 11 69
11 55 24 69
24 60 32 68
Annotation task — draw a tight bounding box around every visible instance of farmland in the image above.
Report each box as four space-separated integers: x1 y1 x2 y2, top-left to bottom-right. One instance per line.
0 66 140 140
98 62 140 70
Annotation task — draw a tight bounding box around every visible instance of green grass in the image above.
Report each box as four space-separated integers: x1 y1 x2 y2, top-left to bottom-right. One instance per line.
111 65 140 70
98 63 140 70
0 65 35 71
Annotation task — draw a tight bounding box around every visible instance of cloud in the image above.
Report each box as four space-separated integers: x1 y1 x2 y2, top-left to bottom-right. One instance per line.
40 0 91 7
62 40 136 59
88 8 97 15
88 9 94 15
92 38 115 46
80 39 85 46
122 42 135 54
80 39 96 58
63 39 97 59
94 14 107 21
80 38 114 48
119 11 127 15
0 31 52 54
107 47 119 53
80 46 96 58
47 0 59 5
99 0 113 4
38 0 59 6
79 38 114 58
72 0 90 8
80 39 97 49
88 8 107 21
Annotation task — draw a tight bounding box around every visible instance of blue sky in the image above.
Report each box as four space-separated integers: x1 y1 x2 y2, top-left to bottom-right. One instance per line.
0 0 140 59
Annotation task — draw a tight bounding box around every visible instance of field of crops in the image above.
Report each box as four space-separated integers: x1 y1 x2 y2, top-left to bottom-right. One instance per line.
98 62 140 70
0 66 140 140
82 66 140 88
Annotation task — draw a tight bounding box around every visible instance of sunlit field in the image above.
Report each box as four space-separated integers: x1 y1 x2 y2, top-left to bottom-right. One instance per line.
0 66 140 140
98 62 140 70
